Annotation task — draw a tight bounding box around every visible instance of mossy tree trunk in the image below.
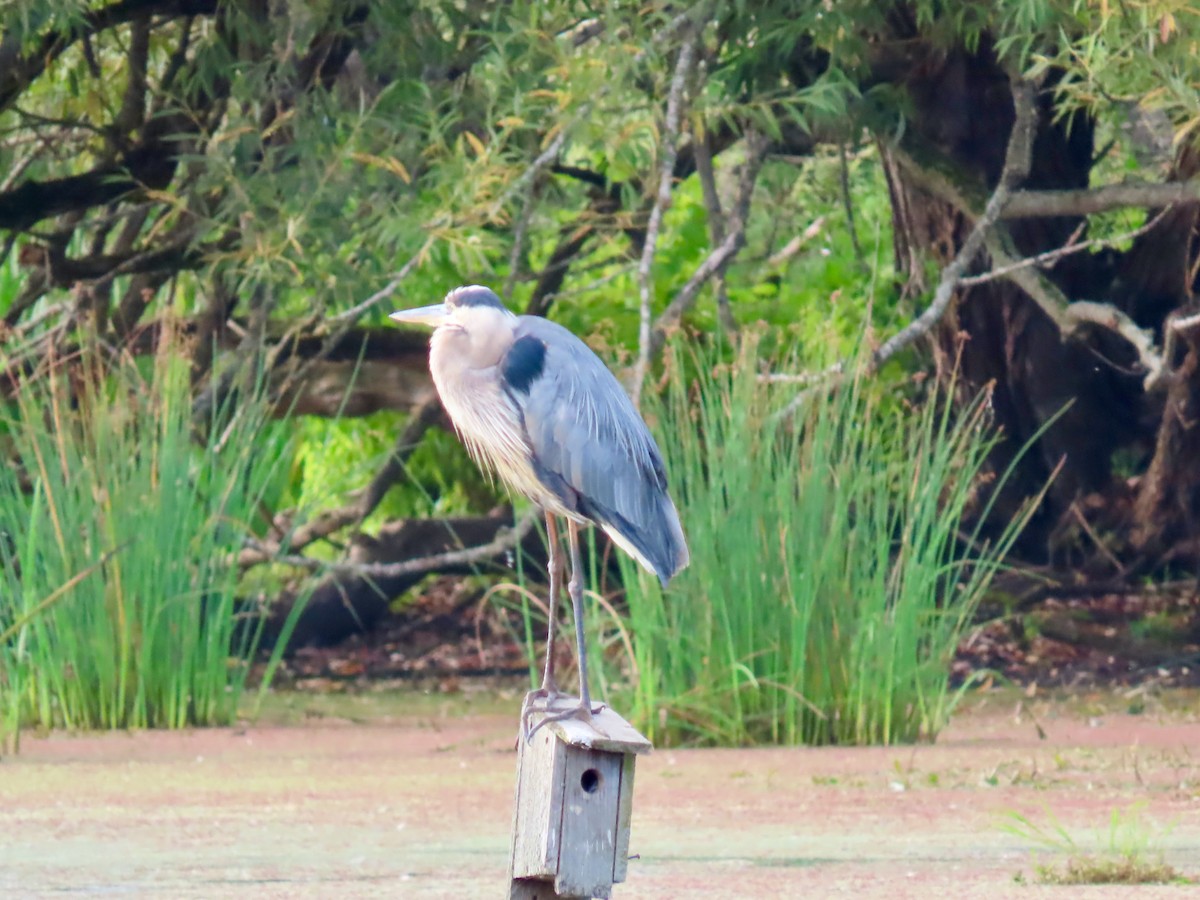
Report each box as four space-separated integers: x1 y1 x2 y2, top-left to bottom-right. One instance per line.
879 38 1200 573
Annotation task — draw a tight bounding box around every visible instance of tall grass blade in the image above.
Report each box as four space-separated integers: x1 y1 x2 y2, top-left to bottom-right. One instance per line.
0 332 292 748
605 334 1037 747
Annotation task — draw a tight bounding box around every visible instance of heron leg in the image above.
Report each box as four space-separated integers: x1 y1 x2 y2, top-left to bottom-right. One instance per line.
525 520 604 740
520 510 563 739
566 519 594 713
538 510 563 694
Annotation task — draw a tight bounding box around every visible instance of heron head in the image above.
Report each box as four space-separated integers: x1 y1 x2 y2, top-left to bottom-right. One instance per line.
389 284 510 331
391 285 516 365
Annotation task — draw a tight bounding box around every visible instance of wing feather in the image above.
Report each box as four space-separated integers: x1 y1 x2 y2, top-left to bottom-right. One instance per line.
508 317 687 583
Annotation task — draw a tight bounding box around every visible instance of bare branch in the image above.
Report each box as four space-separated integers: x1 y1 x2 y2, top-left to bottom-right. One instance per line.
529 261 637 317
775 77 1038 418
236 393 442 567
650 130 768 354
3 269 50 329
867 77 1036 370
959 206 1175 288
0 144 40 193
632 28 699 407
839 142 865 265
1172 310 1200 333
503 184 539 301
559 18 606 47
1002 179 1200 219
694 136 724 239
980 229 1070 328
767 216 826 268
489 128 568 221
1062 301 1163 389
239 508 358 568
641 7 703 59
245 508 539 577
354 394 444 524
497 132 573 306
523 216 598 317
114 16 150 136
693 117 735 333
332 245 427 324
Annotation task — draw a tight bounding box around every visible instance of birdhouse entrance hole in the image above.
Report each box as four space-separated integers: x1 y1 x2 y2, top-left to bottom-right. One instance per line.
580 768 601 794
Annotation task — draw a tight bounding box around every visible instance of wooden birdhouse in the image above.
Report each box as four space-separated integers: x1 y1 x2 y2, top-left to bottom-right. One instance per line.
508 701 652 899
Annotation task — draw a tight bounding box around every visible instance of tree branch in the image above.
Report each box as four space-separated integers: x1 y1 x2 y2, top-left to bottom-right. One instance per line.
524 217 599 317
240 393 447 567
332 247 428 325
490 129 567 220
1002 180 1200 219
959 206 1175 288
43 225 207 286
1062 300 1164 389
503 184 539 301
0 142 177 231
355 395 445 523
244 508 540 577
114 15 151 137
693 116 736 334
650 130 768 354
867 77 1036 370
550 164 610 189
632 28 699 406
775 77 1039 414
0 0 217 114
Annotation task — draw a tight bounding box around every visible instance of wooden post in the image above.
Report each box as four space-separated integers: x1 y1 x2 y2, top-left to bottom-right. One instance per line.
508 697 652 899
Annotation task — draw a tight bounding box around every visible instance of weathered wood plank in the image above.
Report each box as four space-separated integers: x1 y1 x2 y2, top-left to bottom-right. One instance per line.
612 752 637 883
541 702 653 755
511 726 567 879
555 746 622 899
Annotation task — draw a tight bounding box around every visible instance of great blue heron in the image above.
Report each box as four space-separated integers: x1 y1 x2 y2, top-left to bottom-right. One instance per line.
390 285 688 733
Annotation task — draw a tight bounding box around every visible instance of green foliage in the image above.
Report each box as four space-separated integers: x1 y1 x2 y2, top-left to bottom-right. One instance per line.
4 1 1198 341
1002 805 1191 885
289 411 495 535
524 142 899 368
5 0 1199 744
600 334 1036 747
0 338 291 749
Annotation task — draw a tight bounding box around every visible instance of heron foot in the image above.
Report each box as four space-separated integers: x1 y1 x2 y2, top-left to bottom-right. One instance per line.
523 695 606 742
519 685 561 740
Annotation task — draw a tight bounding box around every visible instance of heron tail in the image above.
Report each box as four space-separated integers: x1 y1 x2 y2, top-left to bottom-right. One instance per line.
594 494 689 588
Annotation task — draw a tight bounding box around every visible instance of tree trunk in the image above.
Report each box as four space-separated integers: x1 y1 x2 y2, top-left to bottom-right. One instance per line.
1131 315 1200 559
880 39 1196 569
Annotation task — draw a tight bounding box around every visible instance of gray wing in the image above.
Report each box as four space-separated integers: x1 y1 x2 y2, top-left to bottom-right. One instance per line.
506 316 688 584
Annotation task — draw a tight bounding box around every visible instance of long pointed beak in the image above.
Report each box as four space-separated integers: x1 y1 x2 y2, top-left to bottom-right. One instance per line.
388 303 450 327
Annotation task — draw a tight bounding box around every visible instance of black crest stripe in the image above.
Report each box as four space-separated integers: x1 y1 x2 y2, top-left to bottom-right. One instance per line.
449 285 504 308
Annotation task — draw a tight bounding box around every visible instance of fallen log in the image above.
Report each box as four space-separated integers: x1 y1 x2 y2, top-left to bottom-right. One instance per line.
258 514 548 650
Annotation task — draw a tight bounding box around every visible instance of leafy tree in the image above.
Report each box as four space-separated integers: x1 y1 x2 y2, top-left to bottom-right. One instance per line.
2 1 1199 647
